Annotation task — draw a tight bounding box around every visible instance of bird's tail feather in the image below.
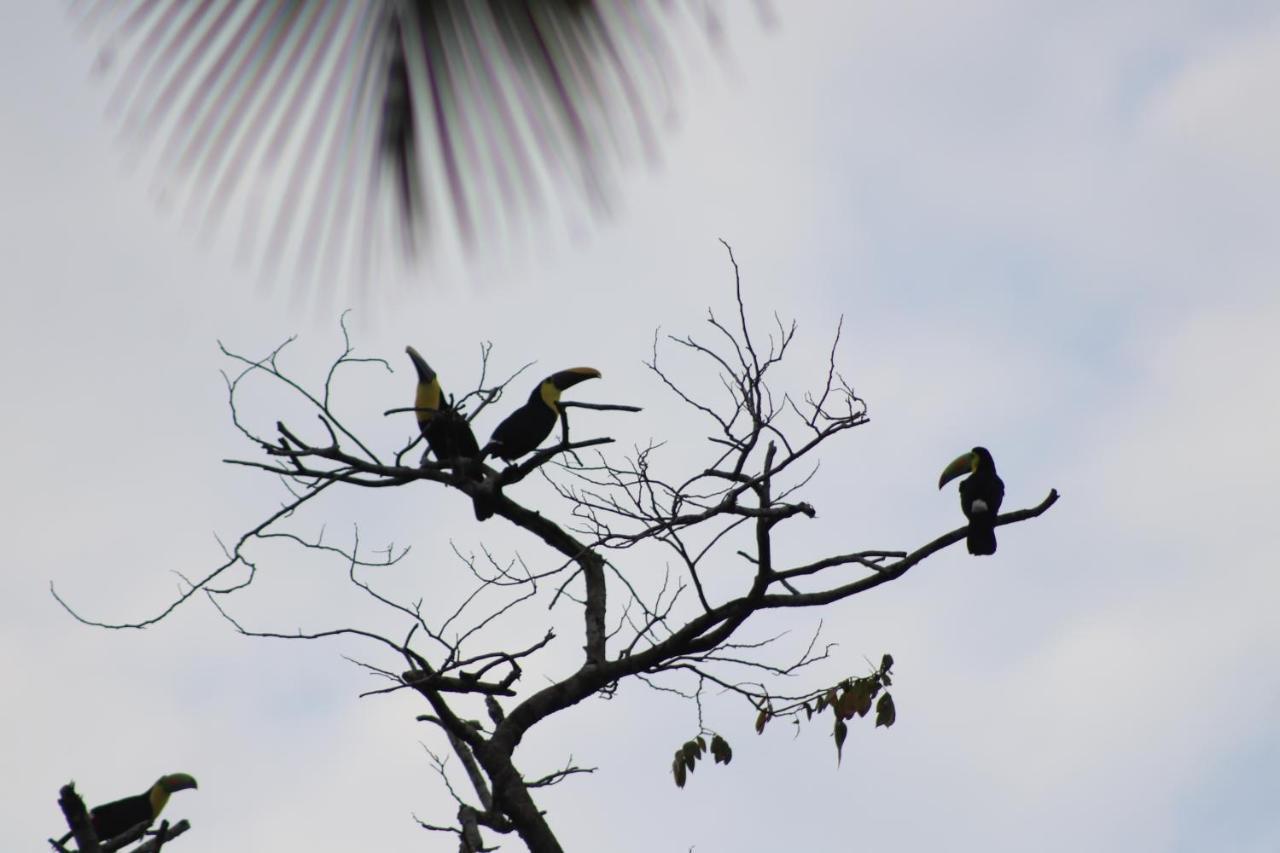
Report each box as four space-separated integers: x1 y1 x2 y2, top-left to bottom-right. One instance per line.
967 524 997 556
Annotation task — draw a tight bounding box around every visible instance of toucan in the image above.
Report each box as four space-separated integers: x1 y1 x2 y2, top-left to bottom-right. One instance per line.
407 347 496 519
938 447 1005 555
483 368 602 462
405 346 480 463
62 773 198 844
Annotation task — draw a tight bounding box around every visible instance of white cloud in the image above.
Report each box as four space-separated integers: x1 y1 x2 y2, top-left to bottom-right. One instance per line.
1141 19 1280 179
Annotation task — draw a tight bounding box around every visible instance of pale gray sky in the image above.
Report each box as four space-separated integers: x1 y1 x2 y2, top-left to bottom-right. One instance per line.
2 2 1279 851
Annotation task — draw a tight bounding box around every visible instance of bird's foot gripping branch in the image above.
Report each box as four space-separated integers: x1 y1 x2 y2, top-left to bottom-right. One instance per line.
51 245 1056 853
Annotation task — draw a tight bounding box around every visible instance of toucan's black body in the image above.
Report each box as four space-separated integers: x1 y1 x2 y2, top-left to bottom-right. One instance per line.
424 406 481 464
406 347 489 519
486 393 556 462
90 793 153 840
86 773 198 841
939 447 1005 555
484 368 600 462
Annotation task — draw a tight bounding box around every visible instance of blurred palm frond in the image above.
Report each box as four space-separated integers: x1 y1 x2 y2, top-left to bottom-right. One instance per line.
74 0 739 284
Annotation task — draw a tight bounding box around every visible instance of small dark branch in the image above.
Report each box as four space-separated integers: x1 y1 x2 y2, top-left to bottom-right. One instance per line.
775 550 908 582
401 670 518 696
660 622 829 681
210 593 408 653
558 402 643 413
636 672 701 700
395 434 424 467
51 479 336 628
778 577 803 595
590 481 760 550
383 405 438 416
222 458 417 488
646 328 731 431
669 331 749 429
131 820 190 853
476 546 555 587
219 334 296 446
623 580 686 657
501 438 616 486
218 332 383 464
703 468 753 483
233 425 449 485
462 631 556 684
312 413 340 451
416 818 464 840
730 501 815 521
211 598 516 698
655 530 712 612
457 353 537 425
663 666 773 706
419 732 476 809
720 238 756 372
333 534 433 633
100 819 151 852
450 584 544 656
403 662 491 756
671 639 834 678
57 784 100 853
350 655 405 696
789 315 852 432
325 313 391 410
416 805 502 853
761 491 1062 609
527 761 597 788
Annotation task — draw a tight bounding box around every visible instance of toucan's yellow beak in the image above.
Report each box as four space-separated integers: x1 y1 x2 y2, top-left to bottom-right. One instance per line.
938 452 976 489
549 367 601 390
160 773 198 792
405 346 436 384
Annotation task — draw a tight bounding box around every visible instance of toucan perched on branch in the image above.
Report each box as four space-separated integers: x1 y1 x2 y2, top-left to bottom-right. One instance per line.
939 447 1005 555
406 346 494 519
74 773 198 843
406 346 480 463
483 368 602 462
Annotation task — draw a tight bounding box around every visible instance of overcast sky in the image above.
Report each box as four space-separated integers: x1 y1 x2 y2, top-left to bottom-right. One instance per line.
3 2 1279 851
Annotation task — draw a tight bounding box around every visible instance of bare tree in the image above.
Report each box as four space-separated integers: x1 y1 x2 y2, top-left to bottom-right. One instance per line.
54 244 1057 852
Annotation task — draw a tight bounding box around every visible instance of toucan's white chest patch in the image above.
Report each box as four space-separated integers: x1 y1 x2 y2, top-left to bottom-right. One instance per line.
970 499 990 515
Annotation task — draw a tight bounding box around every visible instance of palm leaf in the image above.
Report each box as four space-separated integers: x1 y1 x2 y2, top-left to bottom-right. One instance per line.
75 0 728 288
